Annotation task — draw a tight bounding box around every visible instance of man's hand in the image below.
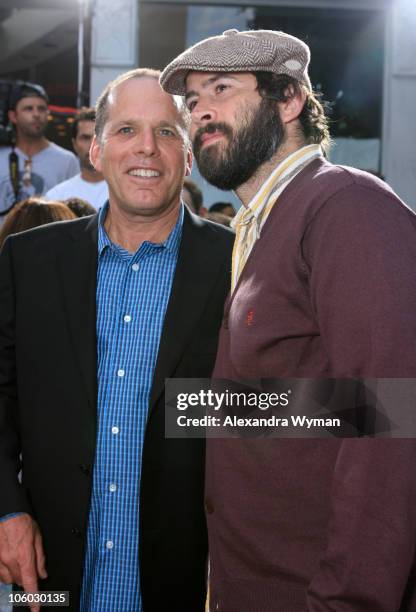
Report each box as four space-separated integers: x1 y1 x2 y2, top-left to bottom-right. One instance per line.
0 513 47 611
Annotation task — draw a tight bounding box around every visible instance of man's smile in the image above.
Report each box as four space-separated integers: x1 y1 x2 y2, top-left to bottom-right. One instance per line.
127 168 161 178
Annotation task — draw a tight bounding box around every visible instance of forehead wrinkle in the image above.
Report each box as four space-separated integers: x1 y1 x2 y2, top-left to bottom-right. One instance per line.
104 79 189 141
185 73 241 98
109 93 182 124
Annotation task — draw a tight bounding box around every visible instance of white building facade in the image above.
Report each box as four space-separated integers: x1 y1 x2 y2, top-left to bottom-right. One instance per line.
89 0 416 209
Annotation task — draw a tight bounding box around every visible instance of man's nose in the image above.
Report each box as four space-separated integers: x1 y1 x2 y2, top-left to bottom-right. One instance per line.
134 128 158 156
192 104 217 125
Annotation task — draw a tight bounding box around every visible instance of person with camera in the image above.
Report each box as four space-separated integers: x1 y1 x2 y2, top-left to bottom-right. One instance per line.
0 82 79 217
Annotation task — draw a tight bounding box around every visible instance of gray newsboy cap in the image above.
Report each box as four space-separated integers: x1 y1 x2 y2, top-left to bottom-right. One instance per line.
160 28 311 96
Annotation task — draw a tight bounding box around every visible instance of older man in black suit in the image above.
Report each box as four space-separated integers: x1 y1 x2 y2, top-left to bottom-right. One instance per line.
0 68 233 611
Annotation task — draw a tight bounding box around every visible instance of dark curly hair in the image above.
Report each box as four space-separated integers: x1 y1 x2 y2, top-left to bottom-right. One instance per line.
255 72 331 155
72 107 96 139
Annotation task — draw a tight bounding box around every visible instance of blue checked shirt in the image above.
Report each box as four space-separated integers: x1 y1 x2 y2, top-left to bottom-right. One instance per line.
80 203 183 612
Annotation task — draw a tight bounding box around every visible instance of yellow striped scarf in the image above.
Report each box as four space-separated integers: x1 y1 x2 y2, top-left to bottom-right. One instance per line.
230 144 322 292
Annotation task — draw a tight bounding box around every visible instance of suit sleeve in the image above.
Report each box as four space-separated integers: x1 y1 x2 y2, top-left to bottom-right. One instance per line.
302 185 416 610
0 237 31 516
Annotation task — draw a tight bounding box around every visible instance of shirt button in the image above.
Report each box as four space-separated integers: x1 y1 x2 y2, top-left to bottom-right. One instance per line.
124 314 131 323
112 426 119 435
117 369 125 377
132 263 139 272
106 540 114 550
109 483 117 492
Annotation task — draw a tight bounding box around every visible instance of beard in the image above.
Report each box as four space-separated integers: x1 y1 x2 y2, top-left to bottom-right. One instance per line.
20 122 47 140
81 154 96 173
192 97 284 191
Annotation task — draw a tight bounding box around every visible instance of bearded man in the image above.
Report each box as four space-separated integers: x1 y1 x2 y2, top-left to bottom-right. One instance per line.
161 29 416 611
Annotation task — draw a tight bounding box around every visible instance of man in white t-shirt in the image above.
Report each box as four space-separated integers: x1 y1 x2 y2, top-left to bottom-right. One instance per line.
0 82 79 216
45 108 108 210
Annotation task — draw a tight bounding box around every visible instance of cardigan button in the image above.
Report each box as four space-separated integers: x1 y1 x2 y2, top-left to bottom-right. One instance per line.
205 498 214 514
79 464 90 476
71 527 82 538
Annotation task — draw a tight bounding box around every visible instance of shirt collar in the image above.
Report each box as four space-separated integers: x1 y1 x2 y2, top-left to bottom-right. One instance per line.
98 201 184 258
98 201 112 256
163 203 184 254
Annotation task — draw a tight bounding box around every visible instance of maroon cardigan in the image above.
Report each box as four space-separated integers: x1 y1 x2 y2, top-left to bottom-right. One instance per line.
208 158 416 611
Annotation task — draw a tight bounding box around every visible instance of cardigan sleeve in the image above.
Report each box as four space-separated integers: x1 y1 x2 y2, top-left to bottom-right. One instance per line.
306 437 416 611
302 183 416 378
302 184 416 610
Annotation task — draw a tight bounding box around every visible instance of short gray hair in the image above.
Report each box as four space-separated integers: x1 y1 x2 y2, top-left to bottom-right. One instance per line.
95 67 190 140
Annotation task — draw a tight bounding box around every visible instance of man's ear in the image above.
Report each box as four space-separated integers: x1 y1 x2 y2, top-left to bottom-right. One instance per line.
278 85 306 125
8 110 17 126
89 135 102 172
185 146 193 177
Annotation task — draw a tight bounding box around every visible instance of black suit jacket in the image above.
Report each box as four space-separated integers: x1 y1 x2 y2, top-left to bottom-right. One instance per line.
0 208 234 611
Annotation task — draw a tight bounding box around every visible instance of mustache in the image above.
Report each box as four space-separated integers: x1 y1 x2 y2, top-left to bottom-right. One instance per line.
193 122 233 153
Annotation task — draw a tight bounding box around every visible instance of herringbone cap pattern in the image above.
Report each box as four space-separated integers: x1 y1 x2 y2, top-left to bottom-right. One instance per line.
160 28 311 95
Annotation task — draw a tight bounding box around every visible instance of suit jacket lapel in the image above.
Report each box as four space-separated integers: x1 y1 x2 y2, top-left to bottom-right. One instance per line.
57 215 98 413
150 209 222 409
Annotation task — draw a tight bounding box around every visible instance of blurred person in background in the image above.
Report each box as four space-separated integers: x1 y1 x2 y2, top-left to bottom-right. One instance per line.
64 197 97 218
209 201 236 218
0 83 79 217
0 68 233 612
0 197 76 247
182 176 207 216
182 178 233 226
206 210 233 227
45 108 108 210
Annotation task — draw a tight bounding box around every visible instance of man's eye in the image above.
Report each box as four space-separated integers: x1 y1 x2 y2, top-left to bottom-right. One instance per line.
215 83 229 94
187 100 197 112
119 126 133 134
159 128 175 137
